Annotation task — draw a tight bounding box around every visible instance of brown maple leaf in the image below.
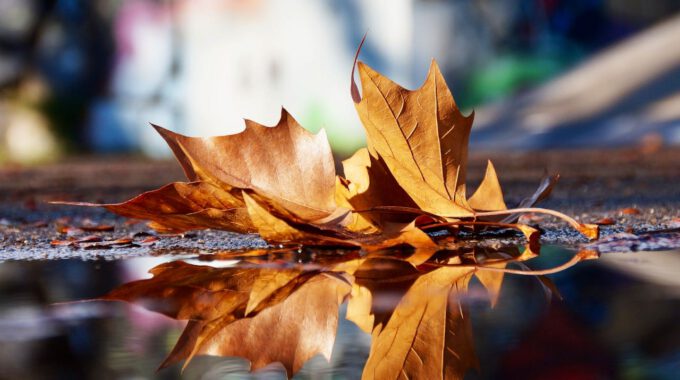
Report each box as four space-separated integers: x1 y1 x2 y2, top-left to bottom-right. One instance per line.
60 108 445 247
350 60 477 217
341 51 597 238
345 57 560 222
59 41 598 246
85 182 254 234
152 109 337 222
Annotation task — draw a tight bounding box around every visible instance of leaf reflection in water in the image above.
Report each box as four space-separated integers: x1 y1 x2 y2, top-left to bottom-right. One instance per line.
93 244 598 379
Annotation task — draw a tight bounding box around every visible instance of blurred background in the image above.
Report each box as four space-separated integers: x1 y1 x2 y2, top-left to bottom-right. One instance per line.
1 0 680 162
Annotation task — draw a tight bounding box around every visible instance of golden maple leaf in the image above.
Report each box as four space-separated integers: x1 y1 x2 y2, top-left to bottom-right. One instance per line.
60 44 598 246
351 60 477 217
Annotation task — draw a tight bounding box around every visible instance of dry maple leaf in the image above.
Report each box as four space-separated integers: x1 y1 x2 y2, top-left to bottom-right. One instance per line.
60 40 598 246
350 60 477 217
75 182 254 234
344 55 563 223
152 109 337 222
60 109 441 247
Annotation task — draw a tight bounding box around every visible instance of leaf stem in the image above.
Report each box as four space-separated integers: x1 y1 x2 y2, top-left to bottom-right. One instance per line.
435 249 598 275
471 207 599 240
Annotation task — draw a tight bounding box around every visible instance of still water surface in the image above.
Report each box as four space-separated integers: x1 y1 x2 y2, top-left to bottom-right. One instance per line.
0 246 679 379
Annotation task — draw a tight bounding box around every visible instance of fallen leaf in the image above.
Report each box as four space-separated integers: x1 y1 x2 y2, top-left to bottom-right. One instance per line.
50 239 75 247
79 237 134 249
57 226 84 236
50 234 155 249
594 217 616 226
468 160 507 212
60 44 598 248
138 236 159 246
361 221 438 251
79 222 115 232
620 207 641 215
352 60 475 217
336 148 420 225
153 109 337 222
242 191 358 247
50 235 102 247
61 182 254 234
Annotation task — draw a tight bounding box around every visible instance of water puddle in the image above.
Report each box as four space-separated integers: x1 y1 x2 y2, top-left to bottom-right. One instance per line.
1 245 679 379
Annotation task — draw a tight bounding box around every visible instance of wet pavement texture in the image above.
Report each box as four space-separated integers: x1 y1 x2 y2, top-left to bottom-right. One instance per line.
1 148 679 261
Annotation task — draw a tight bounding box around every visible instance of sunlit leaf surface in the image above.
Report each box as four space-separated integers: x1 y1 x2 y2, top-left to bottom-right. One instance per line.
61 53 598 248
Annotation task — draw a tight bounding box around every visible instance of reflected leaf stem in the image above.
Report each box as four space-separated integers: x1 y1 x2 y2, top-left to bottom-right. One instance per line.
432 249 598 276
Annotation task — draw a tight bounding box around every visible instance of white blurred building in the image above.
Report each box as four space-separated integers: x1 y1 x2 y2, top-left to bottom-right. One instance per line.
99 0 422 157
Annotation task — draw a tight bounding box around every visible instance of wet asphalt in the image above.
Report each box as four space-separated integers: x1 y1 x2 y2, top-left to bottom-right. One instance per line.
1 148 678 261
